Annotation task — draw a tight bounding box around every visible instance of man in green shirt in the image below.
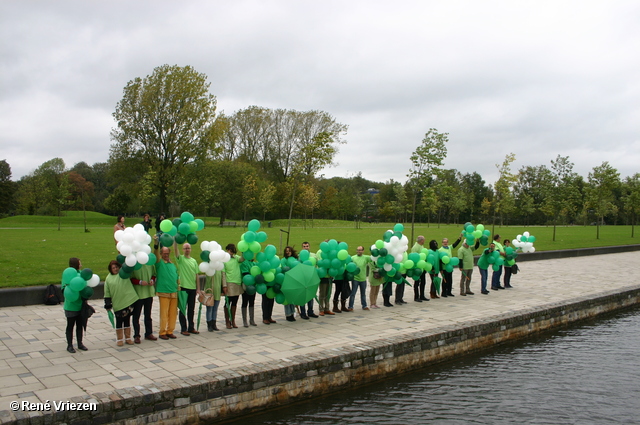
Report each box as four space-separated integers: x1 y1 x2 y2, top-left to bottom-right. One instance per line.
411 236 428 302
174 242 201 335
457 241 475 296
348 246 372 311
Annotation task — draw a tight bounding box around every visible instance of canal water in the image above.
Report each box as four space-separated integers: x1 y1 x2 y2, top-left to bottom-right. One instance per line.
224 306 640 424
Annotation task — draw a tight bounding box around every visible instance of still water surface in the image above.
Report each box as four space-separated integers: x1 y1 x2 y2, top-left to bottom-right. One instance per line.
225 306 640 425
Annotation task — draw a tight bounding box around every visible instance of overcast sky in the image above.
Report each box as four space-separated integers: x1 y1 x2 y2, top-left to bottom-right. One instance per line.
1 1 639 185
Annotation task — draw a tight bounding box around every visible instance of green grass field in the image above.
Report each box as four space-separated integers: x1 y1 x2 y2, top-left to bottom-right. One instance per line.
1 212 638 288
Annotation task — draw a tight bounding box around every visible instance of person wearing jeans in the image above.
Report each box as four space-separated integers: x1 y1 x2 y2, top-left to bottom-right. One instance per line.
477 243 494 294
349 246 372 311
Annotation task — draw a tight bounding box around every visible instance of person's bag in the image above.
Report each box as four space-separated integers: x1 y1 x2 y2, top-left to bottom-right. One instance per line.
198 288 214 306
44 284 61 305
512 264 519 275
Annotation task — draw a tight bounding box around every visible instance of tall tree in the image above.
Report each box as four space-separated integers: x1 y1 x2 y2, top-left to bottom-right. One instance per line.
586 161 620 239
622 174 640 237
34 158 69 230
0 160 16 215
493 153 517 229
67 171 95 232
110 64 219 212
541 155 581 241
407 128 448 242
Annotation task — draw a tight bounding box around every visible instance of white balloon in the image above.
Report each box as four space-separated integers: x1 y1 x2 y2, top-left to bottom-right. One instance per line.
133 223 144 232
206 269 216 276
136 251 149 265
210 241 221 251
200 241 210 251
141 245 151 254
122 232 134 244
390 236 400 245
114 230 124 242
529 246 536 253
383 263 392 271
135 230 148 243
88 274 100 288
223 252 231 262
395 254 403 263
125 254 137 267
199 262 210 273
131 240 142 252
523 231 530 238
120 244 133 257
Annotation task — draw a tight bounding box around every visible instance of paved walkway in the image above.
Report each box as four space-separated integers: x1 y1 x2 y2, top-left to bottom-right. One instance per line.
1 252 639 413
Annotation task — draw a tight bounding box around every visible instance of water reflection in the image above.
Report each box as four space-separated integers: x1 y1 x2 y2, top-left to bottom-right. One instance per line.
223 307 640 424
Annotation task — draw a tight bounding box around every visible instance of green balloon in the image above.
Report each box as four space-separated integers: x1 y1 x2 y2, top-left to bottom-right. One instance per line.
275 293 285 304
160 233 174 247
119 268 131 279
248 219 261 232
168 225 178 236
80 268 92 280
175 233 187 244
146 253 157 265
61 267 78 285
195 218 205 231
180 211 194 223
244 285 257 296
266 288 276 299
160 219 173 233
116 255 126 265
186 233 198 245
172 218 182 228
256 283 267 294
188 221 198 234
80 286 94 299
243 231 256 243
178 222 191 235
64 286 79 301
69 276 87 292
256 231 268 243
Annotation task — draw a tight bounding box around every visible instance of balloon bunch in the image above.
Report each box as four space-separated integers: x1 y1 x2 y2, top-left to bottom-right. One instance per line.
115 223 154 267
462 222 491 246
316 239 353 279
237 219 268 260
369 223 410 283
61 266 101 302
158 212 205 247
198 240 230 276
486 250 505 271
245 244 287 303
513 231 536 253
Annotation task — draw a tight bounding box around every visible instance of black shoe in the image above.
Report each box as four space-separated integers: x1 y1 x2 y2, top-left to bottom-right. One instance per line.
481 290 490 294
420 296 430 301
77 343 88 351
497 285 505 289
441 293 448 297
491 286 499 291
448 293 454 297
286 315 296 322
308 313 319 318
504 284 513 288
414 297 422 302
384 302 394 307
67 345 76 353
300 314 309 320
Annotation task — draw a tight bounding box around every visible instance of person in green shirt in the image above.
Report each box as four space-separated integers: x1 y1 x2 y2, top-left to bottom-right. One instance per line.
240 257 257 327
131 263 157 343
104 260 140 346
204 270 224 331
223 243 245 329
174 242 201 335
457 241 475 296
348 246 372 311
62 257 87 353
477 243 495 294
154 245 180 340
411 236 429 302
491 235 506 290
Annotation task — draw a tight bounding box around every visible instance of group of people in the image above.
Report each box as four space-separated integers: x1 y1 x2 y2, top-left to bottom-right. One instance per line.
60 216 517 352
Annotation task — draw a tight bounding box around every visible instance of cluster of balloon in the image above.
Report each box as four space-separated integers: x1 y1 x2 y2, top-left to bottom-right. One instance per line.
115 223 157 278
316 239 354 279
513 231 536 253
61 266 101 302
198 241 230 276
461 222 491 246
237 219 268 260
244 244 288 303
158 212 205 247
486 250 505 271
369 223 411 284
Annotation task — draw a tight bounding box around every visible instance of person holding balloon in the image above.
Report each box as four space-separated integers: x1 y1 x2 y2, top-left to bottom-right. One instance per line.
131 263 157 342
104 260 139 346
439 238 455 297
503 239 516 288
477 243 495 294
223 243 245 329
491 235 506 290
174 242 201 335
240 255 258 327
61 258 87 353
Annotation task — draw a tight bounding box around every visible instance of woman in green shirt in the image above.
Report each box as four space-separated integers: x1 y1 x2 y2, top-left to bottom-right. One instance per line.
104 260 139 346
62 257 87 353
223 243 244 329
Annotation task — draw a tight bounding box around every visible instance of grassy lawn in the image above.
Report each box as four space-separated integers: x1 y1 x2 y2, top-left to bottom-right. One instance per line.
1 213 638 288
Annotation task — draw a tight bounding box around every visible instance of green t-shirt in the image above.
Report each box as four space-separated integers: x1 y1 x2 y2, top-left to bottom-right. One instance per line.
457 245 474 270
132 264 156 299
224 255 242 285
156 260 179 293
351 254 371 281
104 274 139 312
176 255 199 290
411 242 424 254
204 272 223 300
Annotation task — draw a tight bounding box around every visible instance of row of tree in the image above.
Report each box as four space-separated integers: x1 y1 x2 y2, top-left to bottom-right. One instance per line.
1 64 639 240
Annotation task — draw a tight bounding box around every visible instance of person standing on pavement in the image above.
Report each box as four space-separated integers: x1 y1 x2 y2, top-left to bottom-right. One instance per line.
174 242 200 335
131 263 157 342
503 239 516 288
428 240 441 299
491 235 506 290
456 241 475 296
298 241 319 319
348 246 371 311
104 260 139 346
154 244 180 340
223 243 244 329
439 238 454 297
477 243 495 295
62 257 87 353
411 236 429 302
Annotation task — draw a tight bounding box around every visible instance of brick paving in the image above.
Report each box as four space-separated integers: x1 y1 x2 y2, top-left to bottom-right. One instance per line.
0 252 638 413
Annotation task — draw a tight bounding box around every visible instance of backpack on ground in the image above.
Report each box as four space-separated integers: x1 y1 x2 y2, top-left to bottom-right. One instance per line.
44 284 61 305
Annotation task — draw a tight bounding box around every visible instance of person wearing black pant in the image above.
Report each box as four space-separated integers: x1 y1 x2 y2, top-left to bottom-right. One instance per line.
262 294 276 324
131 264 157 342
62 257 88 353
332 270 351 313
411 236 429 302
428 240 441 298
503 239 515 288
439 238 454 297
382 280 394 307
